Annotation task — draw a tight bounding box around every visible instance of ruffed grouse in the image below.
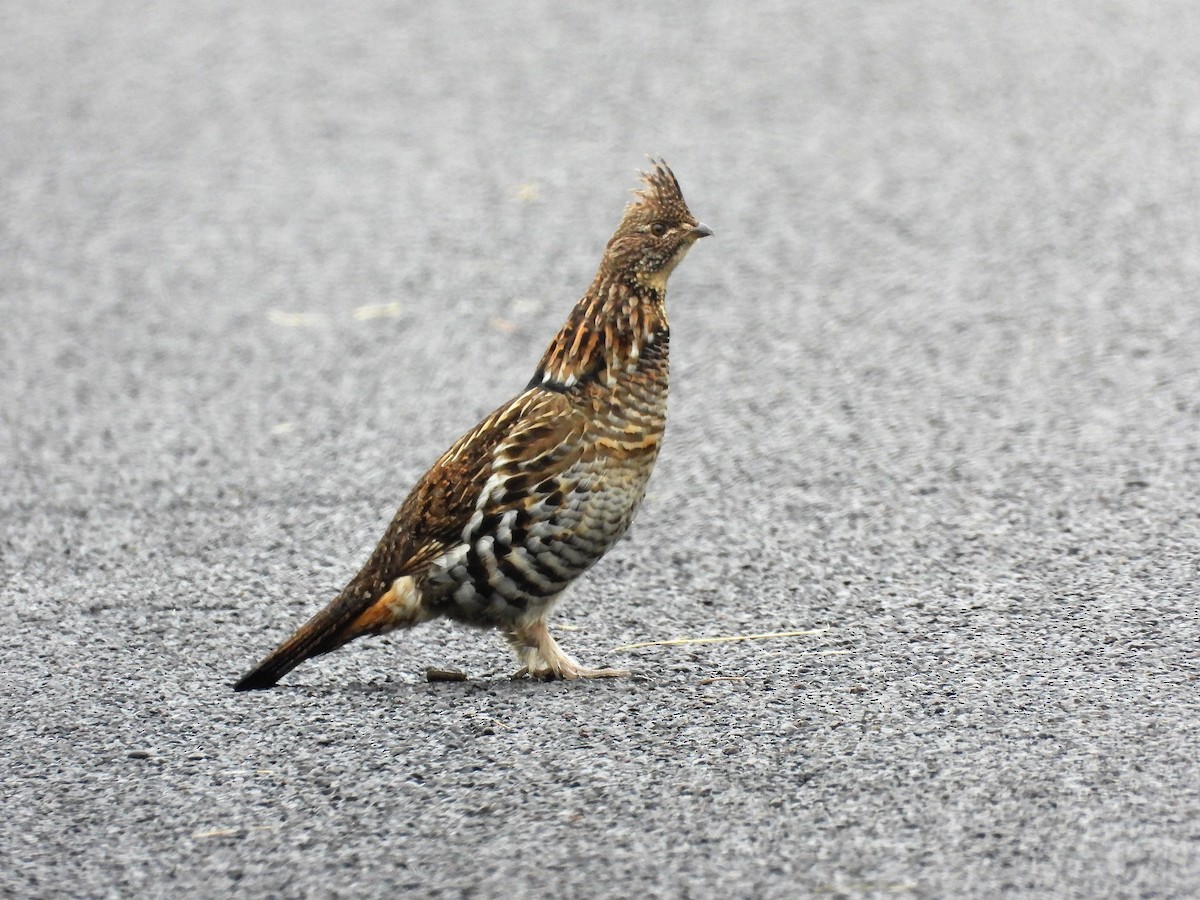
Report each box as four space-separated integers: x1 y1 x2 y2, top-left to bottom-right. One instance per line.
234 160 710 690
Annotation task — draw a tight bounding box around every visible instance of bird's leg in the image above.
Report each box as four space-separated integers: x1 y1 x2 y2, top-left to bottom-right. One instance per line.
504 617 629 680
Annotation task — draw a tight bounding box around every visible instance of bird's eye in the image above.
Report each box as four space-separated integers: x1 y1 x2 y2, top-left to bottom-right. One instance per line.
650 222 667 237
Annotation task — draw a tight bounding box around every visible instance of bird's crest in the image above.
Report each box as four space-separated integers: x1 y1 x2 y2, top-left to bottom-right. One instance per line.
622 158 692 224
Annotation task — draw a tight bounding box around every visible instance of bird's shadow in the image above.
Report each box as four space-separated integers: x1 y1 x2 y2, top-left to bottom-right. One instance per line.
248 669 650 699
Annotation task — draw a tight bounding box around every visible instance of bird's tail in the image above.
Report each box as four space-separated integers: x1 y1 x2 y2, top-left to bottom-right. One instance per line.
233 575 423 691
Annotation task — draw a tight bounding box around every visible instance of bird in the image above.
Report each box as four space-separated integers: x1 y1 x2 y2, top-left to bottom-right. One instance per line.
234 160 711 690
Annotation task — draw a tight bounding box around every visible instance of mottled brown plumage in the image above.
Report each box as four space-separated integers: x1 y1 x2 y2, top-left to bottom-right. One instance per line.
234 160 711 690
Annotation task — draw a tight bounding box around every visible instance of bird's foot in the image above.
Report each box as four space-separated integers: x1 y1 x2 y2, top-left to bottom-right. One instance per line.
511 660 630 681
505 619 629 680
550 657 630 679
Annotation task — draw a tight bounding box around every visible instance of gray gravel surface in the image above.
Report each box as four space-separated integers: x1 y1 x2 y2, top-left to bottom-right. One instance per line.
4 2 1199 897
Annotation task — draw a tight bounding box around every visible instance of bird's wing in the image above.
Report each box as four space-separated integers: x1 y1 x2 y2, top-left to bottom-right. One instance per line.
232 387 590 691
370 387 588 579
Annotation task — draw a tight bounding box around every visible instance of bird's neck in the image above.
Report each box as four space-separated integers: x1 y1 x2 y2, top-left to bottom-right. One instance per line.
530 271 669 391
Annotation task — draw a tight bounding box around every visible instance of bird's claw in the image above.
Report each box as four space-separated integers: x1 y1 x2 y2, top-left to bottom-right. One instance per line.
510 663 630 681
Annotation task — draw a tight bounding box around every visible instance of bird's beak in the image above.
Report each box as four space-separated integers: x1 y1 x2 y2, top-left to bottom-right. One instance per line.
690 223 714 239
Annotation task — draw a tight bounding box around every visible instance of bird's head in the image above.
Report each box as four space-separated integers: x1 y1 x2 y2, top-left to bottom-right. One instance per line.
603 160 712 293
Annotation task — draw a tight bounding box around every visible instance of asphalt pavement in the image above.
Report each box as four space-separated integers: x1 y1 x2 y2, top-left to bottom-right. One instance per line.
3 2 1199 897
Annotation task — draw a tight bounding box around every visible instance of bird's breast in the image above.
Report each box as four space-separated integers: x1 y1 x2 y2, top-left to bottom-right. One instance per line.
590 324 669 459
